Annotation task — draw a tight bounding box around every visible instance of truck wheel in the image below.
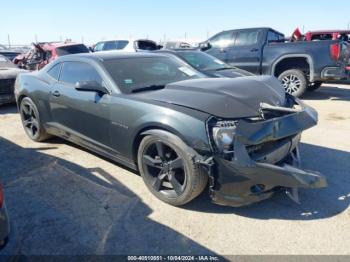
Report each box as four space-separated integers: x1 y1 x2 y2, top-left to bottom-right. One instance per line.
137 131 208 206
278 69 307 97
308 81 322 92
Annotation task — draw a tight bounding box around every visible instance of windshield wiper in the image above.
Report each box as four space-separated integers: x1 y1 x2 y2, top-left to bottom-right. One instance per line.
131 85 165 93
214 66 234 71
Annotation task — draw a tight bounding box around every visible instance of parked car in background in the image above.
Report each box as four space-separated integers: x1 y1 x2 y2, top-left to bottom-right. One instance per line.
0 55 26 106
289 28 350 43
0 182 19 255
161 41 192 49
15 52 326 207
93 39 161 52
13 42 90 70
0 45 22 61
304 30 350 42
156 48 254 78
200 27 350 97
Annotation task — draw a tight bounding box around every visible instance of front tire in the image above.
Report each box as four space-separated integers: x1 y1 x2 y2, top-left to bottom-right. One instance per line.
278 69 307 97
19 97 50 142
137 131 208 206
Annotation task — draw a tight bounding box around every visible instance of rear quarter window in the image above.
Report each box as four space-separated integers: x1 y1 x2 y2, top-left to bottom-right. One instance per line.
47 63 61 80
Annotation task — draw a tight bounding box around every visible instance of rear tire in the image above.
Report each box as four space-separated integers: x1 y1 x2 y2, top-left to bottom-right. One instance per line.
278 69 307 97
308 81 322 92
19 97 51 142
137 131 208 206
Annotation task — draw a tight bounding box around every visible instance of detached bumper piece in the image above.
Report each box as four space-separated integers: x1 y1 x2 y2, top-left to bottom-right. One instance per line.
207 99 327 207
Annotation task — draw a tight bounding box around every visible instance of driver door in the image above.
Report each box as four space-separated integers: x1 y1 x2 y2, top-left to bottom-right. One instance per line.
49 61 111 147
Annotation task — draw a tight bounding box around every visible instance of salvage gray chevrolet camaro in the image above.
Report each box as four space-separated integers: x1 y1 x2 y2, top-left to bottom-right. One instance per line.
15 52 327 206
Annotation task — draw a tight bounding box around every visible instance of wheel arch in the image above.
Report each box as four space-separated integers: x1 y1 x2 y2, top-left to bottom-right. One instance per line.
17 94 27 106
131 124 191 167
271 54 315 82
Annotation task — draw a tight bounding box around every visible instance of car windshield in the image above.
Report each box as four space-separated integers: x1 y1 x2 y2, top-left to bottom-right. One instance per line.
177 51 232 71
56 44 89 56
103 56 204 93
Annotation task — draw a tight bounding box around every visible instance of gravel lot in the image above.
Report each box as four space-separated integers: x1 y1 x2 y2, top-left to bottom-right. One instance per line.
0 84 349 256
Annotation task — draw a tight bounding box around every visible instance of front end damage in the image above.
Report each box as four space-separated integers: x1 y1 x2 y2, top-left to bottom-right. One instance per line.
200 96 327 207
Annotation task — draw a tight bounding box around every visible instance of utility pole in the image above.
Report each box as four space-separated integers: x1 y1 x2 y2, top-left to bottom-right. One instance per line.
35 34 38 43
81 36 84 43
184 32 187 40
7 34 11 48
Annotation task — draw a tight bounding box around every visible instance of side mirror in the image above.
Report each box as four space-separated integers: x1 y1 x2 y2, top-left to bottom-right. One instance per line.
199 42 211 51
75 81 108 95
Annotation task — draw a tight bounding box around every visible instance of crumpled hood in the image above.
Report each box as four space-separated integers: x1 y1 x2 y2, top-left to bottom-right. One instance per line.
134 76 286 118
205 68 255 78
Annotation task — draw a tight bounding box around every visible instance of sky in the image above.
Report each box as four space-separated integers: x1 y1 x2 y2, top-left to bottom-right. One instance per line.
1 0 350 46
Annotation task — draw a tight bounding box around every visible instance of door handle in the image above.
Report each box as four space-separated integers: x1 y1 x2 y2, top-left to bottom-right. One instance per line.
52 90 61 97
250 48 259 52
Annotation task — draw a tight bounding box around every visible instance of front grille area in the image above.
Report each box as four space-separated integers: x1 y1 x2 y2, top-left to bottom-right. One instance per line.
246 135 296 161
0 78 15 95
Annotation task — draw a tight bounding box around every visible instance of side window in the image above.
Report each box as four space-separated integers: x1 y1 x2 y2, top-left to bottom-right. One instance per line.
59 62 102 86
102 41 117 51
235 30 259 46
267 31 284 42
209 31 234 48
47 63 61 80
94 42 104 52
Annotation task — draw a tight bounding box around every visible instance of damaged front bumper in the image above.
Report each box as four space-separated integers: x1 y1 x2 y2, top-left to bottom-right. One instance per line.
202 98 327 207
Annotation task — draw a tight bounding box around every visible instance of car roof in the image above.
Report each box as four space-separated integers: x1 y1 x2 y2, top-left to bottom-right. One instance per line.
156 48 200 53
58 52 170 62
95 39 156 44
222 27 283 34
38 42 86 51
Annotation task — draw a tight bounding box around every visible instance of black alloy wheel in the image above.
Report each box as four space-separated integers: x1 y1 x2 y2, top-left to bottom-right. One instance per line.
19 97 50 141
138 131 208 206
142 140 186 198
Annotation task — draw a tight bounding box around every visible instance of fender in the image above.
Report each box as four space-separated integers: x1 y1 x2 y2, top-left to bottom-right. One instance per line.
271 54 315 82
140 129 204 161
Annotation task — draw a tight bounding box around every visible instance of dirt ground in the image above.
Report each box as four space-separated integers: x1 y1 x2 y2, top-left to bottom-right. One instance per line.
0 84 349 256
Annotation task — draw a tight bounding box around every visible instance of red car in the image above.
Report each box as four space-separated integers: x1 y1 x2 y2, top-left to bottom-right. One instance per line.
290 28 350 42
304 30 350 42
14 42 89 70
291 28 350 72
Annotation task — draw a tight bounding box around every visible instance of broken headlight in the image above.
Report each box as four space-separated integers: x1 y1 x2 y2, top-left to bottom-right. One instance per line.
212 121 237 152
